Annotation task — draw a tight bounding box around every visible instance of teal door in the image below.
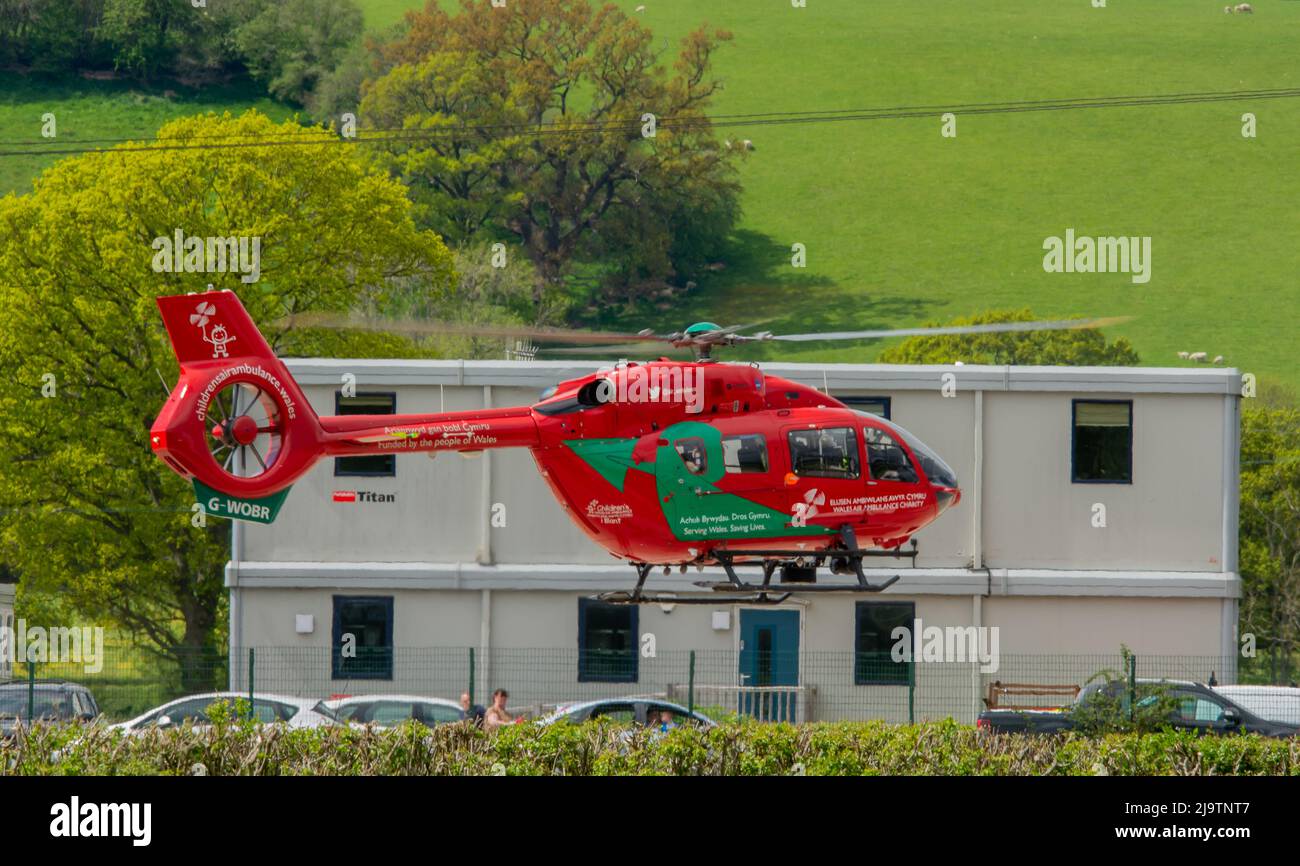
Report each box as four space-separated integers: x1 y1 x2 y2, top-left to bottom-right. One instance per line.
739 609 801 722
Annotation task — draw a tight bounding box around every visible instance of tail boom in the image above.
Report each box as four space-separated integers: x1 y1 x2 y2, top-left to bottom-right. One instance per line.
151 290 539 509
319 406 539 456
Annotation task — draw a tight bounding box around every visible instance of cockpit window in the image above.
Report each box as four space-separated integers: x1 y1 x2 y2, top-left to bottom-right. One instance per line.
674 437 708 475
863 427 919 483
787 427 859 479
890 423 958 488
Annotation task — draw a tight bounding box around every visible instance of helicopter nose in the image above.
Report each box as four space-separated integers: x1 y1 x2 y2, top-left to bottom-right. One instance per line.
935 485 961 514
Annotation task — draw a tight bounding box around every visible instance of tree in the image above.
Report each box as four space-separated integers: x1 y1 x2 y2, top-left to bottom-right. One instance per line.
361 0 739 290
96 0 198 78
234 0 365 106
878 309 1140 366
0 112 454 683
1239 403 1300 682
0 0 110 71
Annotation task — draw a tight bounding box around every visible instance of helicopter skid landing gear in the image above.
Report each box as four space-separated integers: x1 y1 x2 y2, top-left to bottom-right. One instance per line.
596 527 917 605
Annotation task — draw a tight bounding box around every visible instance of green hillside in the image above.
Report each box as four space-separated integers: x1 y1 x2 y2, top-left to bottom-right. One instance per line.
580 0 1298 384
5 0 1298 384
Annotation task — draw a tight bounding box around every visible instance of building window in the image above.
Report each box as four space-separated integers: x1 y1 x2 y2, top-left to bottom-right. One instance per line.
1072 400 1132 483
332 596 394 680
787 427 860 479
578 598 638 683
854 601 915 685
334 392 396 477
721 434 769 474
838 395 891 419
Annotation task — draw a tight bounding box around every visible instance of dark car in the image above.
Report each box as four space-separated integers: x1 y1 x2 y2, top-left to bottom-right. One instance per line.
977 678 1298 738
0 679 101 738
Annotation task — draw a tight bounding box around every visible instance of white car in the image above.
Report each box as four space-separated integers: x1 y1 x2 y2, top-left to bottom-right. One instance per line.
1212 685 1300 726
539 698 715 728
312 694 466 729
110 692 334 732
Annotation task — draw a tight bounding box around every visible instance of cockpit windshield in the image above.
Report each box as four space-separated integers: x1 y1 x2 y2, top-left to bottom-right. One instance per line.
889 422 958 488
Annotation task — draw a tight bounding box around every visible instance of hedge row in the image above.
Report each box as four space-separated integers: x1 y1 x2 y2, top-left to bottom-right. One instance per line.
4 719 1298 776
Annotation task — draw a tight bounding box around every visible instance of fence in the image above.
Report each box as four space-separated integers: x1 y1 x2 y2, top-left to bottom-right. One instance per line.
5 645 1296 725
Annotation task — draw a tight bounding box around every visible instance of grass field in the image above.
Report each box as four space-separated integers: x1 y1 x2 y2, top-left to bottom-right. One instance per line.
4 0 1298 386
586 0 1300 386
358 0 421 28
0 74 293 197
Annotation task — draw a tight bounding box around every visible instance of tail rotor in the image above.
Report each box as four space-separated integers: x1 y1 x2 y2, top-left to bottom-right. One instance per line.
205 381 287 479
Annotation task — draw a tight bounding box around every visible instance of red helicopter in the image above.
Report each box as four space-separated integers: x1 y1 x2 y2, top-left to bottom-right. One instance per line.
150 290 1109 604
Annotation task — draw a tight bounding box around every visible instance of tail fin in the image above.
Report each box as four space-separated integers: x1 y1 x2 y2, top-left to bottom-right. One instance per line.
156 290 282 367
151 290 324 520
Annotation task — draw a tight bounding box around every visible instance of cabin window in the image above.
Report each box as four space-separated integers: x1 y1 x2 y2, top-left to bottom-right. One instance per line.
854 601 915 686
577 598 638 683
331 596 394 680
334 392 396 477
787 427 860 479
1072 400 1132 483
721 434 769 474
838 395 892 419
864 427 920 483
674 437 708 475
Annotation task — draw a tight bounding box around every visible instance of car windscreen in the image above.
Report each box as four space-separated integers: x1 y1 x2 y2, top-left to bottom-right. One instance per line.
0 689 71 720
1216 692 1300 725
311 700 341 721
272 701 301 721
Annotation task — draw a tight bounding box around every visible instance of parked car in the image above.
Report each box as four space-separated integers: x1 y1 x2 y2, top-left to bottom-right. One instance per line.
110 692 334 733
313 695 466 729
540 698 716 729
1212 685 1300 727
0 679 100 738
977 678 1298 738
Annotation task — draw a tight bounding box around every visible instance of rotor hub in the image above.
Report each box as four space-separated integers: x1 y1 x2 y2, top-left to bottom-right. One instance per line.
229 414 259 445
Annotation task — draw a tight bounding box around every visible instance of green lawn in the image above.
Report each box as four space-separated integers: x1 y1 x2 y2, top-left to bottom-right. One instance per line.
356 0 422 28
0 74 294 198
587 0 1300 387
5 0 1299 387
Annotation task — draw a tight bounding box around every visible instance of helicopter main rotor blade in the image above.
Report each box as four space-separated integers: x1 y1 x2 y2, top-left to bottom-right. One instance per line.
273 312 665 345
768 316 1132 342
539 343 693 357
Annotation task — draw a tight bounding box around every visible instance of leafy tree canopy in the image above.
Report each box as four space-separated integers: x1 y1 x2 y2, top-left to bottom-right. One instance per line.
878 309 1140 366
361 0 740 290
0 111 453 670
1239 402 1300 678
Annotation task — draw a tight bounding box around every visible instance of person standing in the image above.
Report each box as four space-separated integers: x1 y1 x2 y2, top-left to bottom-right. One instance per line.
483 688 514 733
460 691 486 727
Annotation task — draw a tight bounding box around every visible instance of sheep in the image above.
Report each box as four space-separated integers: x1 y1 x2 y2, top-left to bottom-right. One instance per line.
1224 5 1234 12
1189 351 1209 363
1213 355 1225 365
741 139 755 151
1177 351 1190 360
1235 3 1253 13
635 4 646 11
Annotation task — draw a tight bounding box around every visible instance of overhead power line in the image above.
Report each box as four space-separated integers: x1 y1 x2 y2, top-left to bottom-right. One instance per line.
0 87 1295 159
